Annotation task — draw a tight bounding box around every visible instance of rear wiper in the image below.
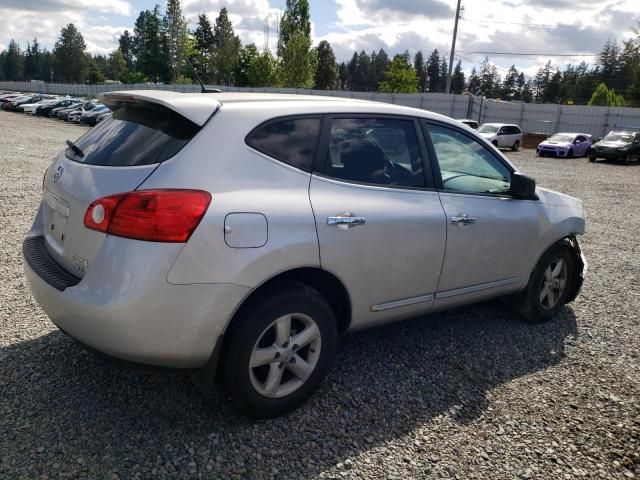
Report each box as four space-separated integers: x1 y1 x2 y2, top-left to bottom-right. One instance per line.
65 139 85 158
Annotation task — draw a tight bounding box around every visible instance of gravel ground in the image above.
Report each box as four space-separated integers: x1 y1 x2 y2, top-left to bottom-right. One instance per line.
0 110 638 480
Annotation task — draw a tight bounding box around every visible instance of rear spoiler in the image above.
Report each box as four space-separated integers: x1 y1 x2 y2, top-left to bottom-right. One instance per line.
99 90 221 126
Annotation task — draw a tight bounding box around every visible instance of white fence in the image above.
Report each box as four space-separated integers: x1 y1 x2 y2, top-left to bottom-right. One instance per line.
2 81 640 138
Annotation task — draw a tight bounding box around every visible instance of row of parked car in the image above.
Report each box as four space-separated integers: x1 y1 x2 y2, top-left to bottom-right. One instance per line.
457 118 640 164
0 91 111 126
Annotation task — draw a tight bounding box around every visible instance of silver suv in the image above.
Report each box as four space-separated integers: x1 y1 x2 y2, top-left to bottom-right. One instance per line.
24 91 586 417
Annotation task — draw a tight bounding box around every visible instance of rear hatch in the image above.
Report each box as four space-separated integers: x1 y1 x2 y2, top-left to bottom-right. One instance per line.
41 91 220 278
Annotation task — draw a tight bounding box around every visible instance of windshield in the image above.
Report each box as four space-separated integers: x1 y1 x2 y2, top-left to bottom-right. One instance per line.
478 124 499 134
603 133 634 143
547 134 575 143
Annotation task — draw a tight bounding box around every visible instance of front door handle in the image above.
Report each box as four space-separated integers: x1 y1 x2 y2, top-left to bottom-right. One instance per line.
327 213 366 230
450 214 476 226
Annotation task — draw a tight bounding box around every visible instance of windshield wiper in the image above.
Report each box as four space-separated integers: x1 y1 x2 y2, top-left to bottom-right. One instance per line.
65 139 84 158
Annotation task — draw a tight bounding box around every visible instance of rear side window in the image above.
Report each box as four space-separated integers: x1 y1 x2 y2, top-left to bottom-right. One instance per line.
246 117 321 172
65 102 201 166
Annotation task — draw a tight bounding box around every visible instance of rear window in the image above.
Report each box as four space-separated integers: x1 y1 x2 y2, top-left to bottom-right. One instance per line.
245 117 321 172
65 102 201 166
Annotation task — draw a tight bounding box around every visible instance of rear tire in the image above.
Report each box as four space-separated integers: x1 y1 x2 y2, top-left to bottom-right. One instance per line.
511 140 520 152
513 243 576 324
623 153 630 165
221 284 337 418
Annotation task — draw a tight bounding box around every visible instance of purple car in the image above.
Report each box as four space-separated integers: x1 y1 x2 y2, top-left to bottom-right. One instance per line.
536 133 592 158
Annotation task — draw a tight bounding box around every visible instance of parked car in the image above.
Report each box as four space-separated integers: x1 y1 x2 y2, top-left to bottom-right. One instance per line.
24 91 586 418
536 133 592 158
36 98 77 117
588 130 640 164
50 101 82 118
1 95 34 110
23 97 61 115
14 95 54 112
68 109 83 123
457 118 479 129
80 104 109 126
95 111 112 124
477 123 523 151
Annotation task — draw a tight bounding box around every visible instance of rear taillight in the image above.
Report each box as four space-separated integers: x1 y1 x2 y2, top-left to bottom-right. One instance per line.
84 190 211 242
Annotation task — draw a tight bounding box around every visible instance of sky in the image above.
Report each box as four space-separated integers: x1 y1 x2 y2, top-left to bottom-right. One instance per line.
0 0 639 77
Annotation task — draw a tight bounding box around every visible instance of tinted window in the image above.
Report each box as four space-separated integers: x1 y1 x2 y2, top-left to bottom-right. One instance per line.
326 118 425 187
66 102 201 166
426 123 512 194
246 118 321 172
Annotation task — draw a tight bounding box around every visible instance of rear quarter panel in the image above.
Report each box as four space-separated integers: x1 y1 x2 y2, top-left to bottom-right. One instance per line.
138 107 321 288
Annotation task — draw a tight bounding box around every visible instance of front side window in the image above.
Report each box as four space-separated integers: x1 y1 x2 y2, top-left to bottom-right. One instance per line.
246 117 321 172
426 123 512 195
325 118 425 187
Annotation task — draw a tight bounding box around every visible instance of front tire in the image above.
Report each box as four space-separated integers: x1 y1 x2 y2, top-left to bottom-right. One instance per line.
514 243 576 324
588 155 596 162
222 284 337 418
567 148 573 158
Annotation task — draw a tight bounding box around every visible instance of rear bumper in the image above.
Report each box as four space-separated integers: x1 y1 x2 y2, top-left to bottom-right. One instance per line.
23 235 249 368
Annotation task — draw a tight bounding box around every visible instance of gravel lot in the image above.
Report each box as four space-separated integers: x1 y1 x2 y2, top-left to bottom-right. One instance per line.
0 110 638 480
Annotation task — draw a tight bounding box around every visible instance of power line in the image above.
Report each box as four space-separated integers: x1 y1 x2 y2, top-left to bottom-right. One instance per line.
460 17 610 30
462 51 599 57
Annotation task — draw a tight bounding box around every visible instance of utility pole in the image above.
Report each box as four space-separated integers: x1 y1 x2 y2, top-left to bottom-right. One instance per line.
445 0 462 94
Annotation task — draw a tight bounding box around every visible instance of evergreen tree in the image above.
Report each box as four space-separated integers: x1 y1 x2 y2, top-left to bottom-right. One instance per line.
533 61 552 102
314 40 338 90
39 50 54 82
338 62 349 90
598 39 622 90
3 39 23 81
118 30 135 69
108 50 128 80
346 52 358 90
193 13 215 82
629 66 640 107
426 49 440 92
542 69 562 103
521 80 534 103
354 50 370 90
414 51 426 92
278 0 310 57
212 7 241 85
378 54 418 93
467 67 480 94
24 39 41 80
515 72 526 100
438 57 448 92
133 7 165 82
53 24 86 83
82 55 106 84
451 60 465 94
235 43 258 87
163 0 188 83
372 49 390 89
501 65 519 100
478 57 499 97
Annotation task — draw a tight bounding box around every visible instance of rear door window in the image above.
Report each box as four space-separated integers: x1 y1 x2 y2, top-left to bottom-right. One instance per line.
245 117 321 172
65 102 201 166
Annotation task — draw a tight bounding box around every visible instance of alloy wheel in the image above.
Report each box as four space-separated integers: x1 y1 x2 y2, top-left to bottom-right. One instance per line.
539 258 567 310
249 313 322 398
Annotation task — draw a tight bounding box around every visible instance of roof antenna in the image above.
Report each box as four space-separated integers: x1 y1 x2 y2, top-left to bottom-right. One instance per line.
186 58 222 93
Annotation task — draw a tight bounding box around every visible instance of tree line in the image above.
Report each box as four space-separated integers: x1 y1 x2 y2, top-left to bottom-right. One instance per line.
0 0 639 106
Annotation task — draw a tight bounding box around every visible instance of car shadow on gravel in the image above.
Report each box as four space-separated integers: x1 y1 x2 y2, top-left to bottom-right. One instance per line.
0 302 577 478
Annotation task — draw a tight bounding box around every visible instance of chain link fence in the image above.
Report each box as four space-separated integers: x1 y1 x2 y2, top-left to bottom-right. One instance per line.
2 81 639 138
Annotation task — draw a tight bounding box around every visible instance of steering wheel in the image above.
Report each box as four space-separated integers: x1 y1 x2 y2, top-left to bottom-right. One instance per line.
383 158 396 179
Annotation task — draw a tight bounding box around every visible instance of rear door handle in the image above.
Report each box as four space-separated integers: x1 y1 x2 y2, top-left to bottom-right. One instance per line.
450 214 476 226
327 213 366 229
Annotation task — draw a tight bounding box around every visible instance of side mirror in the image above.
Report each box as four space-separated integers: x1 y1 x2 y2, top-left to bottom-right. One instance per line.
509 172 536 199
